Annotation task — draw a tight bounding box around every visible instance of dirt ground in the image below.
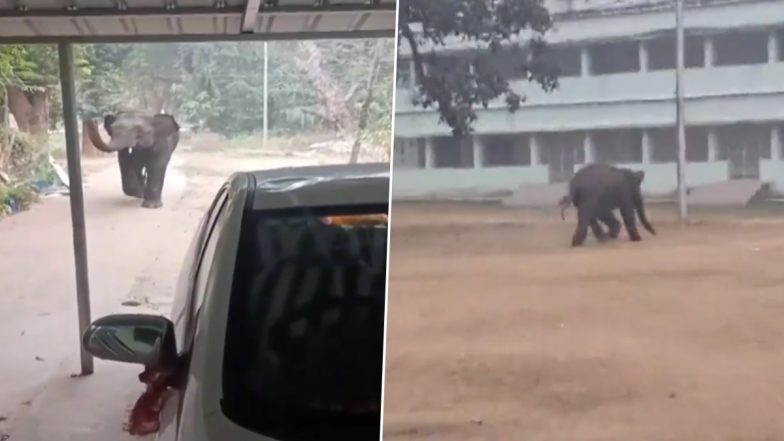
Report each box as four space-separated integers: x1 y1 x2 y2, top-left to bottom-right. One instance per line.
383 202 784 441
0 146 343 440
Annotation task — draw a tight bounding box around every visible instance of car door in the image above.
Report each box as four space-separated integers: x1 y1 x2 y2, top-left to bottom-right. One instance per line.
156 186 231 441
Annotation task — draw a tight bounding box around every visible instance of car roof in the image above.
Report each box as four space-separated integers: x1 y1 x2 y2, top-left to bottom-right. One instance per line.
233 162 390 211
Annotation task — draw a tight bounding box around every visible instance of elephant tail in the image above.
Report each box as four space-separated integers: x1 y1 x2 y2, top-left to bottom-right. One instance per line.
84 119 120 153
558 195 572 220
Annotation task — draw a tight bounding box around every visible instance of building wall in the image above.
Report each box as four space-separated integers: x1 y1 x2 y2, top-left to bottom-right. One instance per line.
393 0 784 199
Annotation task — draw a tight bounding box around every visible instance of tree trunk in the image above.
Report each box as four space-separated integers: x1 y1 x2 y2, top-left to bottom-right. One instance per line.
6 87 49 135
28 91 49 135
349 41 385 164
154 81 174 114
7 86 31 133
293 42 353 138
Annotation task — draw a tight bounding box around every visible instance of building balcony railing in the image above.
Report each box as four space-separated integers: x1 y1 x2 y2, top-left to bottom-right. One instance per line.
395 62 784 115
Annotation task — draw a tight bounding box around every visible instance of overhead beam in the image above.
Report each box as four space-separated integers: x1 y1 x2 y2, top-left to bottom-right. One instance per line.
0 28 394 43
0 3 395 18
240 0 261 32
57 42 94 377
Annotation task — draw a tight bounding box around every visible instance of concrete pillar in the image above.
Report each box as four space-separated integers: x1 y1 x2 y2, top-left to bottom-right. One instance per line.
424 137 436 169
639 41 649 72
530 134 542 166
704 36 715 67
768 31 779 63
583 132 595 164
580 47 592 77
772 125 781 160
473 136 484 168
641 129 652 164
707 128 718 161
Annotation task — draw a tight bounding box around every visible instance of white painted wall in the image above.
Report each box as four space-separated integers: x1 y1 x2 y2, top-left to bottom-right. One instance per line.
392 162 733 199
391 166 548 199
398 0 784 56
761 160 784 193
395 64 784 137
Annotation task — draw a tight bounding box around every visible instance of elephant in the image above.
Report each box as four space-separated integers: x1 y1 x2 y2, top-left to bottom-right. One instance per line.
558 163 656 247
85 112 180 209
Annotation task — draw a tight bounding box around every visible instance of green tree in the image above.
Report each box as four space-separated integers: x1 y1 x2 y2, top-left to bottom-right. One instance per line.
121 43 187 113
2 45 89 134
78 43 134 118
399 0 560 135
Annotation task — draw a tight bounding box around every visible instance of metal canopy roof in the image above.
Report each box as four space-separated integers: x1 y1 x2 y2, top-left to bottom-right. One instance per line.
0 0 396 43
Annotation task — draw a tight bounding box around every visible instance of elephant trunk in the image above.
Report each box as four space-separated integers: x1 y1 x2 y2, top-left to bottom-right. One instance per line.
633 195 656 235
84 119 123 153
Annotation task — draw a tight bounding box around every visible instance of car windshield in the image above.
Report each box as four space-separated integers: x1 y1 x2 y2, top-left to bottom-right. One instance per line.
221 203 388 441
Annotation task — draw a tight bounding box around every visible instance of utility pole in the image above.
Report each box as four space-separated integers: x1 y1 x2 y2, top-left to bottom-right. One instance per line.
675 0 688 223
263 41 269 147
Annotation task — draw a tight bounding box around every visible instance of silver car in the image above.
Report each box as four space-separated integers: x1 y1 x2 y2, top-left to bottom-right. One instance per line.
82 163 389 441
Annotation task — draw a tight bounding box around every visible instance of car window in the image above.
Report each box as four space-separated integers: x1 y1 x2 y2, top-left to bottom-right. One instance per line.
182 188 230 350
171 186 228 354
221 204 388 441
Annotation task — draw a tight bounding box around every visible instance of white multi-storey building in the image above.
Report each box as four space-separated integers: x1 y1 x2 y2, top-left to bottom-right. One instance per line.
393 0 784 199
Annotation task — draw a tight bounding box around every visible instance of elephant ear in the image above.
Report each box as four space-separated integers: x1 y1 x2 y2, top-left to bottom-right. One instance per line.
633 170 646 184
152 114 180 139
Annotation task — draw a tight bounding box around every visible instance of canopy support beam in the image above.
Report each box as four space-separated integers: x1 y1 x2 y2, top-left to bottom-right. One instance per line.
58 42 94 376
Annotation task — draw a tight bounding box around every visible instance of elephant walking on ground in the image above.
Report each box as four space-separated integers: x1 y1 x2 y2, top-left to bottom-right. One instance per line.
558 163 656 247
85 112 180 209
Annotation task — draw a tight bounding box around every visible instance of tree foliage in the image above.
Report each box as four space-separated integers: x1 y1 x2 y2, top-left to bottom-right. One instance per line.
66 39 394 139
78 44 134 118
0 46 26 89
398 0 560 135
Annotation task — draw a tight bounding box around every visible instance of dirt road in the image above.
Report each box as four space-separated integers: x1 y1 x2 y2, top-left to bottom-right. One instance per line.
0 148 339 440
384 202 784 441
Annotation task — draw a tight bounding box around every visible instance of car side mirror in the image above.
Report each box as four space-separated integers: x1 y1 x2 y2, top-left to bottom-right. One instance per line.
82 314 177 369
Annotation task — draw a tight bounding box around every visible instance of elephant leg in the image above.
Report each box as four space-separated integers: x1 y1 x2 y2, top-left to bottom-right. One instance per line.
141 164 167 209
132 150 146 190
620 202 642 242
590 219 608 242
600 211 622 239
141 151 172 209
571 201 596 247
118 149 144 198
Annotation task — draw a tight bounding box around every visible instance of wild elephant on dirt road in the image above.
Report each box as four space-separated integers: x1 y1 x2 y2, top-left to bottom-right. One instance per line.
558 163 656 247
85 112 180 209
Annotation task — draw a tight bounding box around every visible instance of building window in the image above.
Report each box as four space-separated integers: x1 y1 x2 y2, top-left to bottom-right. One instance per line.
649 127 677 163
539 132 585 165
593 129 643 164
779 126 784 159
777 30 784 62
433 136 474 168
393 138 426 168
715 124 772 160
482 135 531 167
476 47 528 80
713 31 768 66
397 60 412 86
686 127 709 162
646 35 705 70
543 46 581 78
589 41 640 75
425 54 466 78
